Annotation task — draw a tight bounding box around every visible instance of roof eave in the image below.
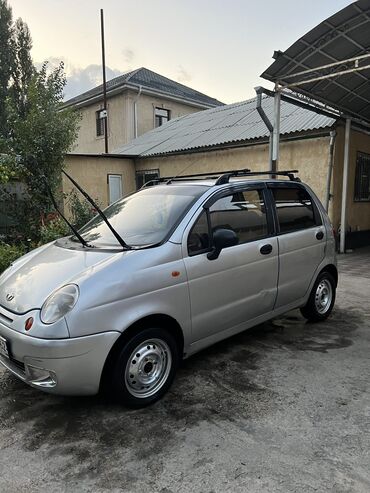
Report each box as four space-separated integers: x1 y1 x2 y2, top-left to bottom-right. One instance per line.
66 152 135 159
62 83 223 111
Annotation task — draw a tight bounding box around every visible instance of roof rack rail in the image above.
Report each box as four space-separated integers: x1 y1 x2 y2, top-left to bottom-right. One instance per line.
215 169 300 185
140 168 300 188
164 169 251 184
140 169 252 188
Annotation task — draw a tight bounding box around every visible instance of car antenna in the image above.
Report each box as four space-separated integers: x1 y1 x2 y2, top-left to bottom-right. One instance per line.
61 169 130 250
165 156 200 184
42 176 92 248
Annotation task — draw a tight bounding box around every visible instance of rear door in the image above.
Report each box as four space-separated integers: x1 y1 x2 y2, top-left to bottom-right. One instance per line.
269 183 326 308
183 185 279 342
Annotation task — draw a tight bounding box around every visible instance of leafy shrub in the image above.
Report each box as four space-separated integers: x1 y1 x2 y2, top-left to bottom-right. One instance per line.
38 215 69 245
37 190 99 246
67 189 99 229
0 242 25 274
0 186 101 274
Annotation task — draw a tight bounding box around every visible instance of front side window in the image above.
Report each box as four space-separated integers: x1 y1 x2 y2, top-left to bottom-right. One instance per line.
354 152 370 201
155 107 170 127
187 189 268 255
188 210 210 255
76 185 207 248
272 187 316 234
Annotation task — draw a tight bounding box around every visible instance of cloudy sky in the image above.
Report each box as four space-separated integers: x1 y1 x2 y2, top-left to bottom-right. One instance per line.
9 0 353 104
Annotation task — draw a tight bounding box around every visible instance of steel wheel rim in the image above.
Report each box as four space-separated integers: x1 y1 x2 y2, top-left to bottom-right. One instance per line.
315 279 333 314
125 338 172 398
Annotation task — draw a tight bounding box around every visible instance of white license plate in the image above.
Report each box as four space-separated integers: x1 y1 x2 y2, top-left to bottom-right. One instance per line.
0 336 9 359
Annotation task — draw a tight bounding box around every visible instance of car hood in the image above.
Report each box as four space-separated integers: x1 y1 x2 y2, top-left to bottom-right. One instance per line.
0 241 120 314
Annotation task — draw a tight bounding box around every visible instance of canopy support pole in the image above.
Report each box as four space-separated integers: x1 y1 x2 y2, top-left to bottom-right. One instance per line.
272 88 281 173
324 130 337 212
254 86 274 171
340 118 351 254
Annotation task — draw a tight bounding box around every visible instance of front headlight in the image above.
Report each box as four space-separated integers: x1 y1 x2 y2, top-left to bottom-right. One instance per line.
40 284 79 324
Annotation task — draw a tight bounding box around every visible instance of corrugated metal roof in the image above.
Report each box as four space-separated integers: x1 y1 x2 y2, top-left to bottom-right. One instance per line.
63 67 224 109
261 0 370 123
114 95 336 157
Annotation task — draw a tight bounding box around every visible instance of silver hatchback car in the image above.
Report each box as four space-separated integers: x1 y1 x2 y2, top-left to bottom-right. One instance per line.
0 169 337 407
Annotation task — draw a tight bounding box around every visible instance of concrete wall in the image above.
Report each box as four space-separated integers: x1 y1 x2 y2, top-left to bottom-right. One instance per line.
135 134 332 208
72 93 127 154
332 126 370 233
132 91 200 137
72 90 207 154
63 155 136 209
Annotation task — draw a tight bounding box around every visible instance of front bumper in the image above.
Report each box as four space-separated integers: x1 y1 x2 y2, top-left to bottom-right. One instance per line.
0 321 120 396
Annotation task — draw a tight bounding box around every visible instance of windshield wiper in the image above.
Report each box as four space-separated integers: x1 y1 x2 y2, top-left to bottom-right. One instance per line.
62 169 130 250
43 177 92 248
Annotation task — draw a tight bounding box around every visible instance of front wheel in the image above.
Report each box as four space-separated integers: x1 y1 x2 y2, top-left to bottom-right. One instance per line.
300 271 336 322
108 327 179 408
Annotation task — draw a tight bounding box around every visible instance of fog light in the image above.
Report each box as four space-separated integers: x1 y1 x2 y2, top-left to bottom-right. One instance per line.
25 365 57 388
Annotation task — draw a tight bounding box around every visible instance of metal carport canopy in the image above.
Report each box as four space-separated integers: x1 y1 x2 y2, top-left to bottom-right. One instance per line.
261 0 370 125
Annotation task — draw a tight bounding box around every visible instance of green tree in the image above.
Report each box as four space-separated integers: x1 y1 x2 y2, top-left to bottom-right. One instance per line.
0 4 80 244
0 154 17 183
9 18 34 119
0 0 13 142
6 61 79 241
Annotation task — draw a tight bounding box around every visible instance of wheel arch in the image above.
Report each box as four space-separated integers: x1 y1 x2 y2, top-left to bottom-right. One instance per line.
100 314 184 392
320 263 338 286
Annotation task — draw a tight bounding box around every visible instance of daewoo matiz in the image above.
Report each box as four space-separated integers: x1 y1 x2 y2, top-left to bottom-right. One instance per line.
0 169 337 407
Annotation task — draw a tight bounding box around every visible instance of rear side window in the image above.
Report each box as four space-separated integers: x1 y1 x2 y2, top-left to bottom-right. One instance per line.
272 187 317 234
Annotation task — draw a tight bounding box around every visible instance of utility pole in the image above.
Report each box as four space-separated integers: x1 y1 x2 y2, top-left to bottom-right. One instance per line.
100 9 108 154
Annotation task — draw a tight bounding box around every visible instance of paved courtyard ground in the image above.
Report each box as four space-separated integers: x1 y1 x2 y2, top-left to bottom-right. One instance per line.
0 248 370 492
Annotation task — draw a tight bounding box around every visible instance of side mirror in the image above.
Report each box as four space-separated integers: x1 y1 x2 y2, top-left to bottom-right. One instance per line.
207 228 238 260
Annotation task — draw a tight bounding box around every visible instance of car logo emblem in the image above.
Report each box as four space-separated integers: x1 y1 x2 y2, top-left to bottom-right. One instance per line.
6 294 14 302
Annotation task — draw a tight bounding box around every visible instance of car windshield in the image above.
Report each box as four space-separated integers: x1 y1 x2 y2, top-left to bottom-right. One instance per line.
74 185 207 248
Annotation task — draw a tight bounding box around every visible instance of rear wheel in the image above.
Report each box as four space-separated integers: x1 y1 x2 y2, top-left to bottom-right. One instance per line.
300 271 336 322
108 327 179 408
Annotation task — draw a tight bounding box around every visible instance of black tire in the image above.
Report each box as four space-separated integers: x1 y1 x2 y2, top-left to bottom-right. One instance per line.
107 327 179 408
300 271 336 322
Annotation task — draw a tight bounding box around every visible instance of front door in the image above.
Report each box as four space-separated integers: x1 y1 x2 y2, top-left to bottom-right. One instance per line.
269 184 326 308
108 174 123 205
183 186 279 343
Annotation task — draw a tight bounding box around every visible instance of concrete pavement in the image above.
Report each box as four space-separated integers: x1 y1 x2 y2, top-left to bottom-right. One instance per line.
0 248 369 492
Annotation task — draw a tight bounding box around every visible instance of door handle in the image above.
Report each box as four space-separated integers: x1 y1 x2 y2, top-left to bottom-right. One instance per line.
260 244 273 255
316 231 324 240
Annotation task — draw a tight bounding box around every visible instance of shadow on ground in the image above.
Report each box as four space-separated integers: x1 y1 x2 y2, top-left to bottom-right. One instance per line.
0 306 362 475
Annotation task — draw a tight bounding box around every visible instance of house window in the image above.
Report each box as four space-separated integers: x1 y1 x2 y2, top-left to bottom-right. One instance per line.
154 107 170 127
136 169 160 189
96 110 105 137
108 174 122 205
354 152 370 202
